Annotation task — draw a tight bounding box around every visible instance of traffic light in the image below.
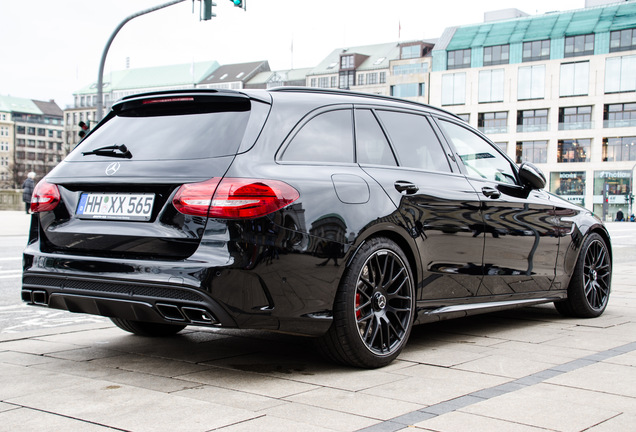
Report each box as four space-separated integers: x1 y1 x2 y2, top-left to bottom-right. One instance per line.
201 0 216 20
230 0 246 10
78 121 90 139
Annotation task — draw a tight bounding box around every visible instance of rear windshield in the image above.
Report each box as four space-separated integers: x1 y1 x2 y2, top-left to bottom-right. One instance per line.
67 96 253 161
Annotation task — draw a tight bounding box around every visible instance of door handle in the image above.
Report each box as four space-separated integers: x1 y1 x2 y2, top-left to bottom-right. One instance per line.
482 186 501 199
394 181 419 194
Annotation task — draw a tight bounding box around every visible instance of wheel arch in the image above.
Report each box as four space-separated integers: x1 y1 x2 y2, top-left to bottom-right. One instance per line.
345 225 421 290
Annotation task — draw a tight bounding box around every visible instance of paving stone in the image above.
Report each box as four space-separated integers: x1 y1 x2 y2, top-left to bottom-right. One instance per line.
0 407 114 431
284 387 423 421
6 380 259 432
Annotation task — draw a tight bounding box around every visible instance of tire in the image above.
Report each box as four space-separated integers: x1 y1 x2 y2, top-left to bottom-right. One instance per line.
110 318 186 337
554 233 611 318
316 237 415 368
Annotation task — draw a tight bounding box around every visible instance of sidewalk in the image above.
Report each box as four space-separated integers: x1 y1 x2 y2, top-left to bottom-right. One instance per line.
1 217 635 431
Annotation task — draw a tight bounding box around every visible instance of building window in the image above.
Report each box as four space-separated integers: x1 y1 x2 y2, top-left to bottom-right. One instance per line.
605 55 636 93
447 49 471 70
393 63 429 75
16 126 25 135
522 40 550 62
310 78 316 87
604 103 636 128
401 45 421 59
330 76 337 88
494 142 508 153
558 139 591 163
602 137 636 162
317 77 329 88
478 111 508 134
457 114 470 123
367 73 377 85
550 172 585 206
517 109 548 133
610 28 636 53
357 74 365 85
483 44 509 66
390 83 425 98
341 55 354 69
516 140 548 164
379 72 386 84
518 65 545 100
559 106 592 130
478 69 504 103
27 127 36 135
564 34 595 58
339 71 355 89
441 72 466 106
560 61 589 97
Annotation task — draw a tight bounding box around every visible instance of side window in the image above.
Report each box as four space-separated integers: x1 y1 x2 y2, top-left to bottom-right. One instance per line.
438 119 517 185
355 109 397 166
280 109 353 163
375 110 451 172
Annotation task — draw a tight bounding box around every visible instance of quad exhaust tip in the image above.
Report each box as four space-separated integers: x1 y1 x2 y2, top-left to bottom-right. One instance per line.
21 290 48 306
156 303 218 325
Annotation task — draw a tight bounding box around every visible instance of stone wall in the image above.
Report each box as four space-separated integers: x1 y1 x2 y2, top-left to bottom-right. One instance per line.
0 190 23 211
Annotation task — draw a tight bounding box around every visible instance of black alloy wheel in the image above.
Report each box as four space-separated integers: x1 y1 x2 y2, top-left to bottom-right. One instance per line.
555 233 611 318
317 237 415 368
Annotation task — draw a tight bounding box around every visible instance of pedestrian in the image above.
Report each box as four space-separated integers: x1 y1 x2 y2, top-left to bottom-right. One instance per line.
615 208 625 222
22 171 36 214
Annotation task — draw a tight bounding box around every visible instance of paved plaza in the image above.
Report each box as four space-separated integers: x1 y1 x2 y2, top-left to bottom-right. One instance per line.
1 211 635 431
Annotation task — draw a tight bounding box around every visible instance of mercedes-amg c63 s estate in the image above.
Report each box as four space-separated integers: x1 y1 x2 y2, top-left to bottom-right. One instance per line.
22 88 612 368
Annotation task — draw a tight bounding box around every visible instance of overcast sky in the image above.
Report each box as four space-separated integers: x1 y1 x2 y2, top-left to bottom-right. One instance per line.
1 0 585 108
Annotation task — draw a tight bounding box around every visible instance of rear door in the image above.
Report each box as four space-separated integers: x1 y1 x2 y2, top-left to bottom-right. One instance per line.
41 92 270 260
354 107 485 301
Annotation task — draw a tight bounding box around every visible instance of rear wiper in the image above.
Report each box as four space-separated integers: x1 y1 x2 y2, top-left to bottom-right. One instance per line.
82 144 132 159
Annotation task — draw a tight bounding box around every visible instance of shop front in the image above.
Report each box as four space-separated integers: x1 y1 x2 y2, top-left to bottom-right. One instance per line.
593 170 631 221
550 171 585 207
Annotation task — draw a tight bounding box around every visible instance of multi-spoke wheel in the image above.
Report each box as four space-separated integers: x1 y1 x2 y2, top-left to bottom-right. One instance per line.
555 233 611 318
316 237 415 368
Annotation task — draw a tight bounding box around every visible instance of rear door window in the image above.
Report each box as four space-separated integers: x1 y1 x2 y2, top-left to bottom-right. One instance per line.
280 109 354 163
355 109 397 166
375 110 451 173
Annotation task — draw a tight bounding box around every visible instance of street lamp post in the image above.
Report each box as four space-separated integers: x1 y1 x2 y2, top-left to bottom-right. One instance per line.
95 0 187 122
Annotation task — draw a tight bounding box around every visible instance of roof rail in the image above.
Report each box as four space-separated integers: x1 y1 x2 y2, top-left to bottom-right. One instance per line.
268 86 460 119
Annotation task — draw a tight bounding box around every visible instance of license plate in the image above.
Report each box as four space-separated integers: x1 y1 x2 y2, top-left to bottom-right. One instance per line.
76 193 154 221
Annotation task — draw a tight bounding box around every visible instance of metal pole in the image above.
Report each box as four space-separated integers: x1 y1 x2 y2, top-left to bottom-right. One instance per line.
96 0 186 121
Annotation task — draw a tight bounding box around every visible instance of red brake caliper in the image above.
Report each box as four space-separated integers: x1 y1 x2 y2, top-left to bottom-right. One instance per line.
355 292 361 319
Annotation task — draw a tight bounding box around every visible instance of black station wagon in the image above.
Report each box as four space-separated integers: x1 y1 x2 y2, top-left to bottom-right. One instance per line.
22 88 612 367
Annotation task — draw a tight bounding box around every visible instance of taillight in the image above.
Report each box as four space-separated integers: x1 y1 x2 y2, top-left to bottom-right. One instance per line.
30 180 61 213
173 178 299 219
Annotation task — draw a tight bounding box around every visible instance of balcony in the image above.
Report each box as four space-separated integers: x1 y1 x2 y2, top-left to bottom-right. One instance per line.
559 121 593 131
479 126 508 134
604 119 636 129
517 124 549 133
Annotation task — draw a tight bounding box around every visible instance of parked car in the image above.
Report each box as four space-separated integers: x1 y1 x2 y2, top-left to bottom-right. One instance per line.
22 88 612 368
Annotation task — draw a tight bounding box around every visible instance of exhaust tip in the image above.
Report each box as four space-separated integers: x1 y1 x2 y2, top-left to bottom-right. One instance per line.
156 303 186 321
21 290 33 303
32 290 48 306
181 307 218 325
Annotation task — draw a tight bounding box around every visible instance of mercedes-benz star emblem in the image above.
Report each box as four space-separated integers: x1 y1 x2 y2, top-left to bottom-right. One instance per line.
105 162 121 176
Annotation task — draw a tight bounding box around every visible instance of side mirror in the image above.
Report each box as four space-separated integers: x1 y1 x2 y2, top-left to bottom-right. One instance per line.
519 162 546 190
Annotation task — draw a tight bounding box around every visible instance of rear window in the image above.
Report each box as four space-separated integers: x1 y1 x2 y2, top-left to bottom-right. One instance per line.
68 96 254 161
